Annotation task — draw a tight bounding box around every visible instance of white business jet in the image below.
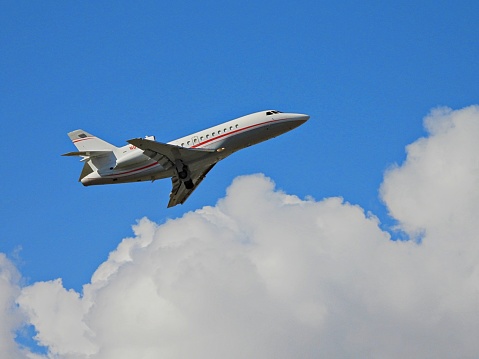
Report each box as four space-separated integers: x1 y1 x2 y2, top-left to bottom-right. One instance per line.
63 110 309 207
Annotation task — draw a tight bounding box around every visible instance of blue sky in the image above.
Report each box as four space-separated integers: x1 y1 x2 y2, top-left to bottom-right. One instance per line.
1 2 479 356
1 0 477 290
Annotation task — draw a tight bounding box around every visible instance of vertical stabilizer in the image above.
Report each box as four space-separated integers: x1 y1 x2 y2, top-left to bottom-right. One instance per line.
67 130 117 151
65 130 117 174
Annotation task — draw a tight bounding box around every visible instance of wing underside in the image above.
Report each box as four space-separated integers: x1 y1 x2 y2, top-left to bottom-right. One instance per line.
127 138 218 207
168 164 216 207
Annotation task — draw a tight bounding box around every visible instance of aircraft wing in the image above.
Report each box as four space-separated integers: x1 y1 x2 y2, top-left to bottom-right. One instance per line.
127 138 216 163
127 138 217 207
168 163 216 207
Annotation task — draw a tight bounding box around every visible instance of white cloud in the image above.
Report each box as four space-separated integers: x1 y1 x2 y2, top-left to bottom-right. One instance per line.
0 254 30 359
381 105 479 240
18 279 96 357
5 105 479 358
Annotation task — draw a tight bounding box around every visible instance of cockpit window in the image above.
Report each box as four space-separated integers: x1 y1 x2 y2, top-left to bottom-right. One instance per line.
266 110 282 115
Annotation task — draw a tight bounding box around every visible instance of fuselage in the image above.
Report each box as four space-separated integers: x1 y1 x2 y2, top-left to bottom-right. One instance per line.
80 110 309 186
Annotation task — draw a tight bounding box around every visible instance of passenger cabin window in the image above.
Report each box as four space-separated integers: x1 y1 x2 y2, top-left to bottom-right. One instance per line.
235 124 239 128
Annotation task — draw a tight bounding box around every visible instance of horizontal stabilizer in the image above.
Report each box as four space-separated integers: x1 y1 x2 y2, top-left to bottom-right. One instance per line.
61 150 112 157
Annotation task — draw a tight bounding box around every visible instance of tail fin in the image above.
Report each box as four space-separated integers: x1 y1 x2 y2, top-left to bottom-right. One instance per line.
62 130 117 180
66 130 117 152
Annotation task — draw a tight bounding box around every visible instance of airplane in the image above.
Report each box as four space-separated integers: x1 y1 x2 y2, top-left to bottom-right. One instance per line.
63 110 309 207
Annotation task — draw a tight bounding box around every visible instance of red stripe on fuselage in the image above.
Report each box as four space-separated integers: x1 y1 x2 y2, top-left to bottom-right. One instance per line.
104 162 159 177
100 117 287 178
190 118 283 148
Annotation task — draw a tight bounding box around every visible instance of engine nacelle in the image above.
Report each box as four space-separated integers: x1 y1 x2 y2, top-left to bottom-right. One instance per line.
114 150 147 168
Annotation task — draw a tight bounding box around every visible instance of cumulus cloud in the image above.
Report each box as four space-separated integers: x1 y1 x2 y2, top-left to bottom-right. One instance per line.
5 105 479 358
381 105 479 240
0 254 29 359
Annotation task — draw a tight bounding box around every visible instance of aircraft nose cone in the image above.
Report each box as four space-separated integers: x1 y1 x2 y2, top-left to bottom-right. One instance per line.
294 113 310 123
